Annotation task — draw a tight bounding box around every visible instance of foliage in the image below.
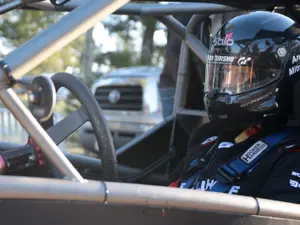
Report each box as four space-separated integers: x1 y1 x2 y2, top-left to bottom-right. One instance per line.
94 15 165 70
0 10 86 149
0 10 85 75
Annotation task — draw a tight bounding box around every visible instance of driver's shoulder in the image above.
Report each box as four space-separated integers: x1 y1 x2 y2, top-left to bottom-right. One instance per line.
254 147 300 203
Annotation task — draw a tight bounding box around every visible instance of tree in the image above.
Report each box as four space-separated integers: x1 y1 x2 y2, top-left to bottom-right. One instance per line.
93 15 165 70
140 16 156 65
0 10 85 75
81 28 95 87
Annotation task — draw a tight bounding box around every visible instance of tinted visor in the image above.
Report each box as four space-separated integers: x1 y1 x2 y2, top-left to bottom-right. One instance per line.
205 55 281 94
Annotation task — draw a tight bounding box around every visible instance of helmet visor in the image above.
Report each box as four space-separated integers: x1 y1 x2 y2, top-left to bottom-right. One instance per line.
204 55 281 94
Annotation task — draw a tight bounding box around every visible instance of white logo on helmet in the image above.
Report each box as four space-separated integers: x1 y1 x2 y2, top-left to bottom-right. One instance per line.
213 33 234 47
277 47 287 57
292 55 300 64
237 57 252 66
289 54 300 76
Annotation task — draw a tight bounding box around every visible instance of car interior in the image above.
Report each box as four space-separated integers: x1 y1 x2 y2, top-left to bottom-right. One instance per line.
0 1 300 225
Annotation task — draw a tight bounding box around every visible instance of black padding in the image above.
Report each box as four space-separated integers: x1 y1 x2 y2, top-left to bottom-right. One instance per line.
0 200 299 225
294 81 300 122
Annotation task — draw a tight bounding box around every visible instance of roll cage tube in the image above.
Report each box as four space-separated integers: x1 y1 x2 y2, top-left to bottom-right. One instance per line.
0 0 130 182
0 72 119 181
0 0 297 221
0 0 244 182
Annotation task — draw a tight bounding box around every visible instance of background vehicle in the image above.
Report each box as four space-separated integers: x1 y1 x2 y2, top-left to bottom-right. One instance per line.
79 66 163 150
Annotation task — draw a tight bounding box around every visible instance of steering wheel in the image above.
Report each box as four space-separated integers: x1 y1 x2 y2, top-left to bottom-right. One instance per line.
42 72 117 181
0 72 117 181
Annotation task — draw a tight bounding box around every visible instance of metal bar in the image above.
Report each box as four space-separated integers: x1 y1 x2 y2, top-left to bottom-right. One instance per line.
257 198 300 219
27 2 239 15
0 0 129 180
105 182 300 220
137 3 237 15
186 14 208 33
0 175 106 201
0 88 85 182
170 14 209 113
177 108 208 117
185 14 210 64
173 42 189 113
0 175 300 219
0 0 130 81
0 0 23 14
158 15 208 64
0 175 257 215
105 182 258 214
0 0 14 5
210 13 224 37
185 34 208 64
157 15 186 40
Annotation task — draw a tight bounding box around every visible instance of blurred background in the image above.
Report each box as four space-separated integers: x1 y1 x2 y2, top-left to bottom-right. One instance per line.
0 10 168 155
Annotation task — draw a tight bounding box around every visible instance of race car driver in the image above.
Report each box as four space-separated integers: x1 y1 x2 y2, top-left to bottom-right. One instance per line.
169 11 300 204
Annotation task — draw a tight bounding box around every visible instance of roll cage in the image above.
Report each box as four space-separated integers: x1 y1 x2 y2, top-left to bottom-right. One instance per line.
0 1 300 224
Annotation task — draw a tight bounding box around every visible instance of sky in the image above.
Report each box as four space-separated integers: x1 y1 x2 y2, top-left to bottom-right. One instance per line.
91 16 167 72
92 17 167 53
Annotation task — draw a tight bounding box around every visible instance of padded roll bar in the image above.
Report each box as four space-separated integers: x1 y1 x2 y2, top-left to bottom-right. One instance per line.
0 176 300 219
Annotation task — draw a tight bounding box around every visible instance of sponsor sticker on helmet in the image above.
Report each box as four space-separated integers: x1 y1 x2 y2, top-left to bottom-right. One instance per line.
240 92 273 108
289 54 300 76
237 57 252 66
240 141 268 164
292 55 300 64
277 47 287 57
289 65 300 76
212 32 234 47
207 54 235 64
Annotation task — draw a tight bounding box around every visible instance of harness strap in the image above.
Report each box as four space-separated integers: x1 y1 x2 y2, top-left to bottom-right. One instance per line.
210 127 299 193
168 136 218 183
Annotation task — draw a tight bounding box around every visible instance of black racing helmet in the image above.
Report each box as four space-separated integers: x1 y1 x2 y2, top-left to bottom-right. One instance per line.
204 11 300 126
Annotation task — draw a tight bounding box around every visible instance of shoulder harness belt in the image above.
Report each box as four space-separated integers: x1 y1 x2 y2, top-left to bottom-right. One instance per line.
181 127 300 192
210 127 300 193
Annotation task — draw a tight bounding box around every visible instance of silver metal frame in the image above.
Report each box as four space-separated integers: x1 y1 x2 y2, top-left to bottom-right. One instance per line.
161 14 210 113
0 0 298 220
26 1 238 14
0 1 236 181
0 0 130 181
0 175 300 220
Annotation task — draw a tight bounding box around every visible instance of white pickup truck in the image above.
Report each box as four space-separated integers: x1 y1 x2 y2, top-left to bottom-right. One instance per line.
79 66 164 150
